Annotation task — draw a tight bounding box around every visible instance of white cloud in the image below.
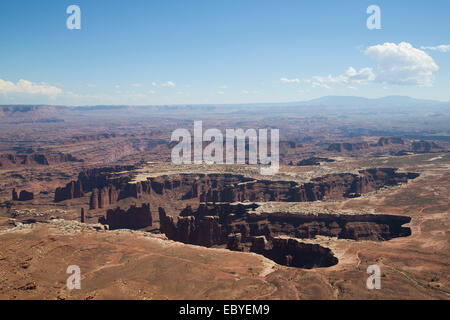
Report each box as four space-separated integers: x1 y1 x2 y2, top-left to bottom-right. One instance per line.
311 78 331 89
217 91 225 95
280 77 300 84
306 42 439 90
365 42 438 86
242 90 249 94
132 83 141 87
219 85 228 89
152 82 157 87
420 45 450 53
149 90 156 94
0 78 62 96
161 81 176 87
310 67 374 88
344 67 375 83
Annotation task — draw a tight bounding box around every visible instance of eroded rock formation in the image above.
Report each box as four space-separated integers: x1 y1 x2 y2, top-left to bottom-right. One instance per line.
295 157 335 166
54 180 84 202
89 185 120 209
99 203 152 230
376 137 404 146
0 152 81 168
158 202 411 268
262 237 338 268
54 167 419 210
54 166 135 203
411 140 443 153
12 189 34 201
159 201 411 245
327 142 369 152
12 189 18 201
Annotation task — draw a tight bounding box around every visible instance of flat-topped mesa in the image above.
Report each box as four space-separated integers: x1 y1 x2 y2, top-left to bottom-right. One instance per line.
54 165 135 202
411 140 443 153
327 137 405 153
99 203 152 230
327 142 369 152
0 152 82 168
376 137 404 146
295 157 335 166
265 211 412 241
53 167 419 208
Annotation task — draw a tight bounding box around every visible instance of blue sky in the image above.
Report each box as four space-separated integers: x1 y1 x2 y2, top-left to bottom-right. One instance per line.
0 0 449 105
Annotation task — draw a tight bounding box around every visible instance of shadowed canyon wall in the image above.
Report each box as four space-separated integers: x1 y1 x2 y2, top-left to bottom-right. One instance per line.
158 203 411 268
54 167 419 207
98 203 152 230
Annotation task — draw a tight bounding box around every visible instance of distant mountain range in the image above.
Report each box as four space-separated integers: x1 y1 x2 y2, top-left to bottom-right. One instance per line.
2 95 448 110
1 96 449 122
296 95 448 107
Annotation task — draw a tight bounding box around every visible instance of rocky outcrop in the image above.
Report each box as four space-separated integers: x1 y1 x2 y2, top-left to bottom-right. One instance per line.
89 189 99 209
53 167 419 209
328 138 405 152
160 202 341 269
54 181 84 202
0 152 82 168
327 142 369 152
190 168 418 203
99 203 152 230
12 189 34 201
376 137 404 146
261 237 338 269
250 236 268 253
19 190 34 201
89 185 120 209
227 233 244 251
158 201 412 268
53 165 135 203
266 211 412 241
159 202 412 249
411 140 443 153
0 105 71 123
158 207 223 247
295 157 335 166
12 189 18 201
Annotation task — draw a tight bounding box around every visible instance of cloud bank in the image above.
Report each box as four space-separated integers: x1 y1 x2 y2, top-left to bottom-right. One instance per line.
0 78 62 96
365 42 438 86
280 77 300 84
302 42 439 89
420 45 450 53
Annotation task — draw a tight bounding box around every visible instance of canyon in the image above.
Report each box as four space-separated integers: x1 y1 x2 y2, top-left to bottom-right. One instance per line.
157 202 411 268
52 167 419 207
0 101 448 300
